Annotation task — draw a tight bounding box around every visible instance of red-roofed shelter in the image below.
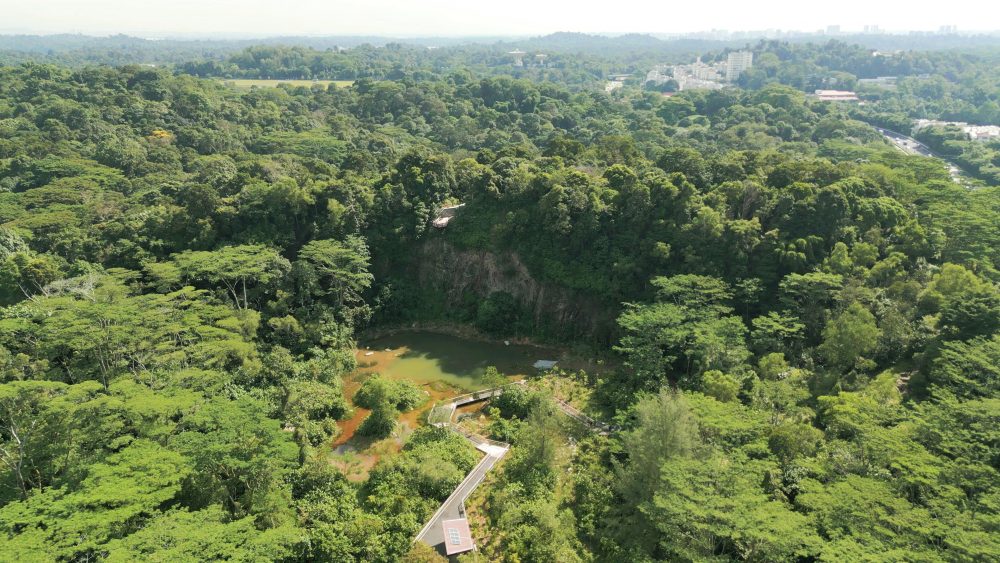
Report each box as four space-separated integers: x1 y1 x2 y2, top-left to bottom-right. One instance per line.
441 518 474 556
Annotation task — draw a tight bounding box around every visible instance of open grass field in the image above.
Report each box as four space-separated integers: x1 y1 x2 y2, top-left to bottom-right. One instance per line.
217 78 354 89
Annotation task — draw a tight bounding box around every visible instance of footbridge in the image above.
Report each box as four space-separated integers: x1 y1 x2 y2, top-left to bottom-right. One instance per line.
426 383 523 427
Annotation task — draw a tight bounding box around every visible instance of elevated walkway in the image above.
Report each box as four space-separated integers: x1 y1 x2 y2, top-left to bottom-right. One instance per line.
554 398 618 434
414 380 617 555
415 383 519 555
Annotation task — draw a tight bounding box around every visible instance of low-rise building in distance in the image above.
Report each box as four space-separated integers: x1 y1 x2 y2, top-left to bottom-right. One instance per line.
813 89 860 102
857 76 898 90
914 119 1000 141
605 74 630 92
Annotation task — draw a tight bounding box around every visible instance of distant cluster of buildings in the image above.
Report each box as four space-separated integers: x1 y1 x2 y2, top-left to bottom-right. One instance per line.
858 25 958 36
667 25 968 40
647 59 725 91
857 76 898 90
914 119 1000 141
645 51 754 92
507 49 548 67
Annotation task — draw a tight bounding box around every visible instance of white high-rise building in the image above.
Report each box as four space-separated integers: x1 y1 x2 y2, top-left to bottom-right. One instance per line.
726 51 753 82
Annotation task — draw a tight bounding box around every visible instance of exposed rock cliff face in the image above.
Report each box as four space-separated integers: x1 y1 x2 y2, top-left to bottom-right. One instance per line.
416 238 616 342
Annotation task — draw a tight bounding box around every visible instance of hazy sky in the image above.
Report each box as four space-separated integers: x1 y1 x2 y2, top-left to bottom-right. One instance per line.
1 0 996 37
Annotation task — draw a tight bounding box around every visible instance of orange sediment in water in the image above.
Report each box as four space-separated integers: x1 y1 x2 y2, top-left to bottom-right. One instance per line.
329 330 557 480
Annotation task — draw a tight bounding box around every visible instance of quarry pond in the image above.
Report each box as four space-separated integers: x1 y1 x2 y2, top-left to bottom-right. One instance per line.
355 329 549 390
330 329 557 479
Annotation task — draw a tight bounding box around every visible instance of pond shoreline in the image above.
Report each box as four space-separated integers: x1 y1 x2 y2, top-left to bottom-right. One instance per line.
358 321 618 375
357 321 555 351
330 325 615 481
329 325 553 479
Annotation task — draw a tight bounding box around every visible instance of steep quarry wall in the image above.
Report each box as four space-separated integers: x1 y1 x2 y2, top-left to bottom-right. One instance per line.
415 238 617 342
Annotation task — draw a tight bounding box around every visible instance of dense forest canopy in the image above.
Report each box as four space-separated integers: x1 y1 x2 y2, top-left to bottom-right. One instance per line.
0 32 999 561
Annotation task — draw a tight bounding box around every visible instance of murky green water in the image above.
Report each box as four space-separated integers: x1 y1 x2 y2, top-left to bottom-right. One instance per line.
356 330 553 391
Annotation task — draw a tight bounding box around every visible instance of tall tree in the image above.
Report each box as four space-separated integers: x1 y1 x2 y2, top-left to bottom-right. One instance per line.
170 245 290 311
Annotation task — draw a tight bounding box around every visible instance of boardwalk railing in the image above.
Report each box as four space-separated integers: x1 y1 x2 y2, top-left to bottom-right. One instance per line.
428 403 456 426
445 423 510 450
428 381 616 435
425 381 526 426
413 445 505 542
414 380 617 549
414 384 513 548
413 445 506 543
554 398 616 434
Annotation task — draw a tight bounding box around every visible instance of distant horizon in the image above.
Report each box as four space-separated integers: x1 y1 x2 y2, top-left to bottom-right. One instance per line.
4 0 997 40
1 28 999 43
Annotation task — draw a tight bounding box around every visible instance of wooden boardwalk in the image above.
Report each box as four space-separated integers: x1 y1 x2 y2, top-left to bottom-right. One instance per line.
413 440 508 553
427 385 516 426
414 381 617 555
554 397 617 434
415 384 517 555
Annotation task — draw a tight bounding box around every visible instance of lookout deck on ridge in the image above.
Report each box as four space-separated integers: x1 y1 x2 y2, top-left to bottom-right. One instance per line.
432 203 465 229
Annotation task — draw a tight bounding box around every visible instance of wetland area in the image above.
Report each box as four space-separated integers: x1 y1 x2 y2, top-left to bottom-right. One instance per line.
329 330 557 479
